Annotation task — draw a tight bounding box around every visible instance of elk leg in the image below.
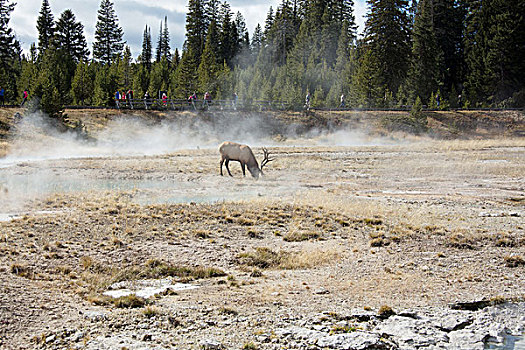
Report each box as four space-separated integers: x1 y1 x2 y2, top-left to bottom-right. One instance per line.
241 163 246 176
225 159 233 176
220 158 224 176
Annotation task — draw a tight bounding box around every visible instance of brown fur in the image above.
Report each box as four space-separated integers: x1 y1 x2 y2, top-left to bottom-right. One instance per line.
219 141 262 179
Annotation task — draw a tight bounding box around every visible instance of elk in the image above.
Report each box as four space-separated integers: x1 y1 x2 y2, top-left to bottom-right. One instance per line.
219 141 274 179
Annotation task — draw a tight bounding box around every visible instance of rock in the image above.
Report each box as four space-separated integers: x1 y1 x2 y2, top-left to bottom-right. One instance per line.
449 299 491 311
71 331 84 342
314 288 330 295
447 330 486 350
316 331 389 349
45 334 56 343
438 313 473 331
375 315 448 348
200 339 225 350
277 327 389 349
346 309 376 322
83 310 107 322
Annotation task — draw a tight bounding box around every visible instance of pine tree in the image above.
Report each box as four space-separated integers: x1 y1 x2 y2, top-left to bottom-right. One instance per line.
161 16 171 60
155 20 162 62
33 44 74 116
251 24 263 56
360 0 411 102
465 0 525 105
205 0 221 28
36 0 54 56
93 63 118 106
185 0 207 63
117 45 133 89
406 0 442 103
263 7 274 42
218 2 237 67
54 9 89 63
432 0 466 96
71 61 95 105
0 0 21 102
198 19 221 93
141 25 152 70
93 0 124 65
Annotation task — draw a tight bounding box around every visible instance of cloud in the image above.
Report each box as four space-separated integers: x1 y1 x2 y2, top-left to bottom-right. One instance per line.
10 0 367 58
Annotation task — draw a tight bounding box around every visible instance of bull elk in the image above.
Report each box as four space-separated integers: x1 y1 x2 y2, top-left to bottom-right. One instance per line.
219 141 274 179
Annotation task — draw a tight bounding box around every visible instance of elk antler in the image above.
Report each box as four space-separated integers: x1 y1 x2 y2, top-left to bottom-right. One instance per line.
260 147 275 170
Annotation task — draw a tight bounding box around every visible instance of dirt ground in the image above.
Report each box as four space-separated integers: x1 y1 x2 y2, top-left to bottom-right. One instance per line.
0 109 524 349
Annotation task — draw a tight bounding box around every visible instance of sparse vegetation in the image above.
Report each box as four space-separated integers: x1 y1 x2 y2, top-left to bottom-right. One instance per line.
10 263 32 278
112 294 146 308
283 230 320 242
242 342 258 350
142 306 163 318
504 255 525 268
378 305 395 319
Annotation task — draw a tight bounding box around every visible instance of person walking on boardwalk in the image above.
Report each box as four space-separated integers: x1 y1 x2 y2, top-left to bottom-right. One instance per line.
20 89 28 107
304 91 311 111
127 89 134 109
115 90 120 109
144 91 150 110
0 87 5 106
232 92 238 110
339 94 345 108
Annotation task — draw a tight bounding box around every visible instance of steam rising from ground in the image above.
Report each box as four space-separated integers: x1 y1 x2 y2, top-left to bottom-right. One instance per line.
2 111 398 165
0 110 401 216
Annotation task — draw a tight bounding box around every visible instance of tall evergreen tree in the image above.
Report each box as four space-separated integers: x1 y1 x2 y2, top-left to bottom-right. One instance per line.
406 0 442 103
141 25 152 70
185 0 208 63
155 20 163 62
465 0 525 105
36 0 54 56
432 0 466 96
359 0 411 102
218 2 237 66
93 0 124 65
54 9 89 63
263 6 275 42
198 19 221 93
0 0 21 102
161 16 171 60
251 24 263 55
71 61 95 105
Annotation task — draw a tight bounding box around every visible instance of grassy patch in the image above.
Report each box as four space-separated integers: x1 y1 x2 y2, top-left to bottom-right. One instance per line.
112 294 146 308
237 247 340 270
283 230 320 242
447 233 476 249
142 306 163 318
237 247 284 269
504 255 525 267
113 259 227 281
10 263 33 278
378 305 395 319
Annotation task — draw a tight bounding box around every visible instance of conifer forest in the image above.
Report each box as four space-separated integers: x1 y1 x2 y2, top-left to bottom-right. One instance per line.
0 0 524 117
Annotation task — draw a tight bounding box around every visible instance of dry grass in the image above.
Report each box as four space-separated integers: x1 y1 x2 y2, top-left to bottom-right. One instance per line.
237 247 340 270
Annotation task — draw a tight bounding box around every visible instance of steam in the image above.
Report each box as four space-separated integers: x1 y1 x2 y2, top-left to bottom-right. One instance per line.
1 110 395 165
0 109 404 217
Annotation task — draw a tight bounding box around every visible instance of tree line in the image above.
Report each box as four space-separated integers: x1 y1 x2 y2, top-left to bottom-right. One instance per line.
0 0 523 117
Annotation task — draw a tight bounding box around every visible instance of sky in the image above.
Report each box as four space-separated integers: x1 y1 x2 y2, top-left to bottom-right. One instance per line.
11 0 368 59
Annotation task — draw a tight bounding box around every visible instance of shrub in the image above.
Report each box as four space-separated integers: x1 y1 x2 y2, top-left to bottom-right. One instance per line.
112 294 146 308
378 305 395 319
504 255 524 268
